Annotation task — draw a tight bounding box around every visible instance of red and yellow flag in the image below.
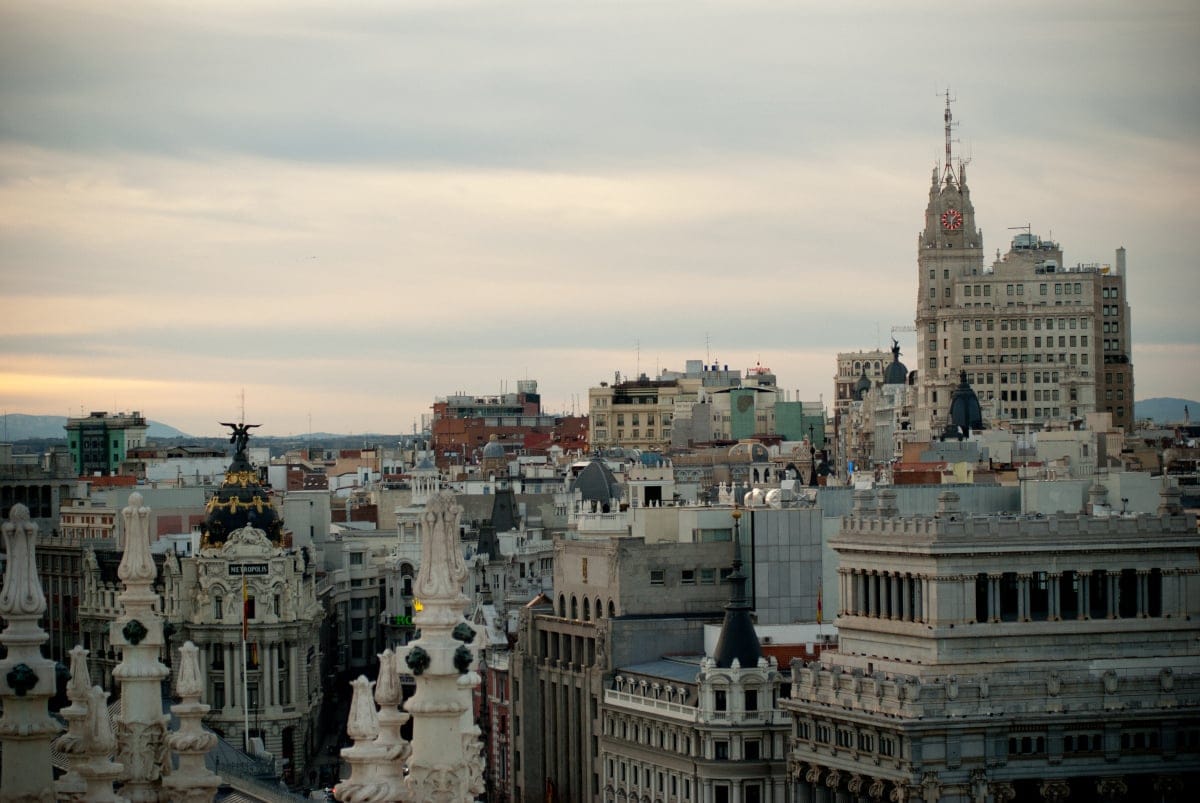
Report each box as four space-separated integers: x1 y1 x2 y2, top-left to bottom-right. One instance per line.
816 581 824 625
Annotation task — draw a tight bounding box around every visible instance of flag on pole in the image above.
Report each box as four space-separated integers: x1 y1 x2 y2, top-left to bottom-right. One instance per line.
816 581 823 625
242 574 249 641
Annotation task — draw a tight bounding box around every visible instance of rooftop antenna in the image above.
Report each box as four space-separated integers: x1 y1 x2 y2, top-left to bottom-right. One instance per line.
635 339 641 378
937 86 958 184
705 332 711 365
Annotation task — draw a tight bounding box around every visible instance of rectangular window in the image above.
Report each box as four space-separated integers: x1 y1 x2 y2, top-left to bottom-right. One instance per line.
700 568 716 585
681 569 695 585
649 570 665 586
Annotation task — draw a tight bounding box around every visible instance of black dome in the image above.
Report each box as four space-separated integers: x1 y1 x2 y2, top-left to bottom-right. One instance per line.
202 424 282 547
946 371 985 439
883 339 908 385
573 458 621 508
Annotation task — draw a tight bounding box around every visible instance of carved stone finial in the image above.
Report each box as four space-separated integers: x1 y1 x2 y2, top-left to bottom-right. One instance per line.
375 649 400 707
414 492 468 603
0 504 59 802
175 641 203 698
118 493 156 585
346 676 379 743
0 503 47 616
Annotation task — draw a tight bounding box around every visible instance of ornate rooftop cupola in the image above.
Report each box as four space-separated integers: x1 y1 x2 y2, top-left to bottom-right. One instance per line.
201 422 282 547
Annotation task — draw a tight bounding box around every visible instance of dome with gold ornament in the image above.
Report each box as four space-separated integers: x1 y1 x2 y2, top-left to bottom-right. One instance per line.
201 422 282 548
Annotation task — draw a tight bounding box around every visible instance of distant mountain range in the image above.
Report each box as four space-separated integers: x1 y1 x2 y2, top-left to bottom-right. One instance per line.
3 400 1195 442
1134 398 1198 425
0 414 190 441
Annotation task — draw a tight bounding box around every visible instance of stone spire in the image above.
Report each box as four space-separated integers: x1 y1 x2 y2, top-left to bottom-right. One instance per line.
54 644 94 800
111 492 170 803
397 491 483 802
0 502 61 803
162 641 220 803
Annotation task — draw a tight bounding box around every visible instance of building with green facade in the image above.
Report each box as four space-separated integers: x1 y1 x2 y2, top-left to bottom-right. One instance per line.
64 410 148 476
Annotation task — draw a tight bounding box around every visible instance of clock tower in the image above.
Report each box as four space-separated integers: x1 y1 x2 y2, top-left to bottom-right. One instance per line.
914 92 985 436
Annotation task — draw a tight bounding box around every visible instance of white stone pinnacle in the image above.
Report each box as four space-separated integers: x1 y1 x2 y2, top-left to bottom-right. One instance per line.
0 503 61 803
111 493 170 803
162 641 220 803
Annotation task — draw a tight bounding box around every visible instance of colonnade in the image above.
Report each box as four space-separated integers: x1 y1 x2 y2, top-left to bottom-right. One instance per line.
840 568 929 623
970 568 1166 624
839 567 1176 626
207 638 300 710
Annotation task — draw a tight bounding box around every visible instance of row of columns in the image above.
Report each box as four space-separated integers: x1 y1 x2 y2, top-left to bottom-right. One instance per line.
207 639 299 709
970 569 1164 623
841 568 929 623
842 567 1180 626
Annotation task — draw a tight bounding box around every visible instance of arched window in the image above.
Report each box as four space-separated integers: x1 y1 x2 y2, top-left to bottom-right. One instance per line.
559 594 567 617
583 598 591 621
596 597 603 618
608 599 616 618
571 595 578 619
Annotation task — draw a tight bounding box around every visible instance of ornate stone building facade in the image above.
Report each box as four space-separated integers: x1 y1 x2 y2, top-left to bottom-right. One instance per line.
599 508 791 803
162 425 324 783
913 97 1133 437
782 486 1200 801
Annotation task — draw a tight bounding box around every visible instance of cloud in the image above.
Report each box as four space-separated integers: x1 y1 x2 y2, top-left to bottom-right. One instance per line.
1 1 1198 434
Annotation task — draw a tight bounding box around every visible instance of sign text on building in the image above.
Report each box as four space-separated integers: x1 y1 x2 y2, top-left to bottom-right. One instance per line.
229 563 270 576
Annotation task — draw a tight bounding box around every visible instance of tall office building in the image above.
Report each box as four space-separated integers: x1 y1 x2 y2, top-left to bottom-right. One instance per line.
913 98 1134 437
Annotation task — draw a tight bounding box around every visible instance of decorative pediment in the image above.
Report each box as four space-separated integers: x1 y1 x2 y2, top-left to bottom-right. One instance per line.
219 526 275 557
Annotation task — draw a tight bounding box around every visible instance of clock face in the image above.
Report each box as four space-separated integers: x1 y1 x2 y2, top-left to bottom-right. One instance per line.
941 208 964 231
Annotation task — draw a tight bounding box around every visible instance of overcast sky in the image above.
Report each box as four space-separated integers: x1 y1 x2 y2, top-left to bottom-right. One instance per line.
1 1 1197 437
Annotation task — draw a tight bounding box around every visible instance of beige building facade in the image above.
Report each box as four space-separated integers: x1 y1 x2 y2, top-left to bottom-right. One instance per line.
913 102 1134 438
783 486 1200 801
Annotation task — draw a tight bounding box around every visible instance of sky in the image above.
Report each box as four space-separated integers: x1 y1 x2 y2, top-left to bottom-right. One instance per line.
1 1 1198 438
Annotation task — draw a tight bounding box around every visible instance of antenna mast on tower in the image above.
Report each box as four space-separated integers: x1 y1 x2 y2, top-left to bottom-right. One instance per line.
938 86 958 184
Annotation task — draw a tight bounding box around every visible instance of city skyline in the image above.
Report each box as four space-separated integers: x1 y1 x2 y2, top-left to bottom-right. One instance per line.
2 1 1198 437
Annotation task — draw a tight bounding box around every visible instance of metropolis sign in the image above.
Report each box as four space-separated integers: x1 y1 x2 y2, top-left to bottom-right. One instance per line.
228 563 269 576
